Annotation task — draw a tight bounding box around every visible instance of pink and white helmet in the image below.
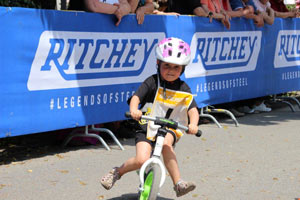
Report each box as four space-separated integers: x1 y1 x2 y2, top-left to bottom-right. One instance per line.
155 37 191 66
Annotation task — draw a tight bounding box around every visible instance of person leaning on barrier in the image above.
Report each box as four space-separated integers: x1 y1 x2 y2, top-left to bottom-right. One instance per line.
230 0 265 27
201 0 231 29
222 0 254 17
152 0 236 22
152 0 181 15
68 0 139 26
84 0 133 26
252 0 275 24
163 0 208 17
270 0 299 18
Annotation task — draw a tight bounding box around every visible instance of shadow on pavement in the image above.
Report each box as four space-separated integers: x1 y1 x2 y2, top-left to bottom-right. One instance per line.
0 128 135 165
205 103 300 128
107 193 173 200
233 103 300 126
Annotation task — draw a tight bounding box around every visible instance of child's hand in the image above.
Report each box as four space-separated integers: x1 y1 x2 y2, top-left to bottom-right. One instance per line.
188 124 198 135
130 110 142 121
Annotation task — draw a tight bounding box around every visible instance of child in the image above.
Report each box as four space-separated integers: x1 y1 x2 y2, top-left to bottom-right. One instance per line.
100 37 199 197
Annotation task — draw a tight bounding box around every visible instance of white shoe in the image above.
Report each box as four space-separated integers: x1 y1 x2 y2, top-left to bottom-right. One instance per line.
253 102 271 112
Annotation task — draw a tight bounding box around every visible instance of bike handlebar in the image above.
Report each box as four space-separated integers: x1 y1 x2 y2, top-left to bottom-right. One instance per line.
125 112 202 137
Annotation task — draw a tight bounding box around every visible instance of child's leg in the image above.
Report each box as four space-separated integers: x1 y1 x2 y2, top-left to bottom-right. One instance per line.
162 133 180 185
101 140 152 190
118 141 152 176
162 133 196 197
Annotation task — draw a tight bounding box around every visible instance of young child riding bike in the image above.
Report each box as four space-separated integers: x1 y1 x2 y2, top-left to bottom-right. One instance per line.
100 37 200 197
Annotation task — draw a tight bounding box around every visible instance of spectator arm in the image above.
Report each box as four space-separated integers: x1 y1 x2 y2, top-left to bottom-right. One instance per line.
193 6 208 17
136 0 154 14
84 0 118 14
262 7 274 25
274 10 296 18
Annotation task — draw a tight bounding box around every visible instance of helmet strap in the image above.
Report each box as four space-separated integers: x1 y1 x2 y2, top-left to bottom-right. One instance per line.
181 66 186 75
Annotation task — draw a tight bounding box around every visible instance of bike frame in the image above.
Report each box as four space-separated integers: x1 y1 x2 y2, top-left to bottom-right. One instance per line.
139 131 167 191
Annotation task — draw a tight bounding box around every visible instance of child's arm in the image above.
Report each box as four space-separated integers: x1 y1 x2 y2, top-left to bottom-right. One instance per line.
187 107 199 135
129 95 142 121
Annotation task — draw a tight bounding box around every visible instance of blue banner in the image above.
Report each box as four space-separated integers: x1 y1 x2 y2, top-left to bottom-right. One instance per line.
1 7 300 137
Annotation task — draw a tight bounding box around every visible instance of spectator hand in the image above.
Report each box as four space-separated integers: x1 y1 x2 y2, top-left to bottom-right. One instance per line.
188 124 198 135
293 9 300 17
254 14 264 27
221 13 231 29
291 10 297 17
136 7 145 25
114 1 131 26
243 5 254 15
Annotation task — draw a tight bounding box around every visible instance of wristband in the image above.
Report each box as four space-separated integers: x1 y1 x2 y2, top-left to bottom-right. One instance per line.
207 11 213 17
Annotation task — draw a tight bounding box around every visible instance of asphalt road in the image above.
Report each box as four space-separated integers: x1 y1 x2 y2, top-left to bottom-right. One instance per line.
1 104 300 200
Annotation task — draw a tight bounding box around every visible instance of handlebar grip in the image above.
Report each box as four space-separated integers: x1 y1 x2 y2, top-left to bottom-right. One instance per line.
124 112 201 136
125 111 132 118
195 130 202 137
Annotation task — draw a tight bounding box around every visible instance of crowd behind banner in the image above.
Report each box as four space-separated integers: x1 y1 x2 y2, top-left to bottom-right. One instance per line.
0 0 300 138
2 0 300 26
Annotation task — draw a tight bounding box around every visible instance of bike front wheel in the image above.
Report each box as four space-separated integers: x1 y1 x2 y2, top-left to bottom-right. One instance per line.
139 164 161 200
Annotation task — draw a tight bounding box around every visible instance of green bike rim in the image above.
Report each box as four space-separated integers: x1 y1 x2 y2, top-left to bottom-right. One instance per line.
139 171 153 200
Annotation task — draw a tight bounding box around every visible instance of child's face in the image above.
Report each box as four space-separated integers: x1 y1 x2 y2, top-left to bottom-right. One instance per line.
159 61 183 82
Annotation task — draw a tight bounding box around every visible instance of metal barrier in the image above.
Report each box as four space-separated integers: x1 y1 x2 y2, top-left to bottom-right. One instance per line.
199 106 239 128
268 94 300 112
62 125 124 151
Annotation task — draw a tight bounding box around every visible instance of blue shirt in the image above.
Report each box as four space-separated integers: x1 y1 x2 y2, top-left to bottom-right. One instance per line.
230 0 257 11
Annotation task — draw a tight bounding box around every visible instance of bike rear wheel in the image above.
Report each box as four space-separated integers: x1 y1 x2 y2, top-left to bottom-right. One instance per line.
139 164 160 200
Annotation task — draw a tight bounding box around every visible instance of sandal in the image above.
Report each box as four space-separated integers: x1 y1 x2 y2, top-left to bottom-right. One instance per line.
100 167 120 190
173 180 196 197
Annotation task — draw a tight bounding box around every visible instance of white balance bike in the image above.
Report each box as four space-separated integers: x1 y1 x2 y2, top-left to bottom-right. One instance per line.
125 112 202 200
